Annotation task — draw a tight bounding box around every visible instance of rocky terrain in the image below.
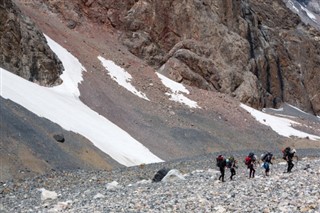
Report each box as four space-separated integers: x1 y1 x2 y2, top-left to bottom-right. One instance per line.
1 152 320 212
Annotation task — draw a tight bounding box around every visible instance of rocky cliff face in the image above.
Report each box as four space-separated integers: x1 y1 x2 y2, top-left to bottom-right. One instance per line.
0 0 63 86
120 0 320 115
19 0 320 115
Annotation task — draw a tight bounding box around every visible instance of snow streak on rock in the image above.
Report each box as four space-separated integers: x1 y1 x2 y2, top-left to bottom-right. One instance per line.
156 72 200 109
98 56 149 101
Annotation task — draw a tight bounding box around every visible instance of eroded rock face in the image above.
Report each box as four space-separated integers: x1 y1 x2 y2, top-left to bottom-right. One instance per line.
119 0 320 115
0 0 63 86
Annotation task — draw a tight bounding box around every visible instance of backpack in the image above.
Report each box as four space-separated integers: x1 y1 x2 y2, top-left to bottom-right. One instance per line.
227 156 234 168
282 147 291 159
245 156 251 166
261 152 273 162
216 155 224 167
288 148 296 158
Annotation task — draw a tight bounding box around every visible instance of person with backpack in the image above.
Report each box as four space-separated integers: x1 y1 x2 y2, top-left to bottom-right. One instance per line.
261 152 273 176
227 156 238 180
245 152 257 178
216 155 227 182
282 147 297 173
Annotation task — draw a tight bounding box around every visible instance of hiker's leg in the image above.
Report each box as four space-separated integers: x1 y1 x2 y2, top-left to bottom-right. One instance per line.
219 167 223 180
221 168 225 182
289 161 294 172
288 160 294 172
230 168 235 180
250 164 254 178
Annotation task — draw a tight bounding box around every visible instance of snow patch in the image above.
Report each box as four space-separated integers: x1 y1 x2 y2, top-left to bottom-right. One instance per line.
301 5 317 20
98 56 149 101
156 72 200 108
240 104 320 140
45 35 85 97
288 0 300 12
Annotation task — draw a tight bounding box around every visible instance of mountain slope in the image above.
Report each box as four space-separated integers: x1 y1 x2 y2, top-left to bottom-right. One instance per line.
10 0 320 115
0 0 319 181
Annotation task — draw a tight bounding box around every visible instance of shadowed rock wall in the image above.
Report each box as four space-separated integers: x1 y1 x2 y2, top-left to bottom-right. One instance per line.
0 0 63 86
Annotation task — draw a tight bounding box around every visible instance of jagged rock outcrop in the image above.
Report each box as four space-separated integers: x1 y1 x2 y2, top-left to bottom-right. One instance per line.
0 0 63 86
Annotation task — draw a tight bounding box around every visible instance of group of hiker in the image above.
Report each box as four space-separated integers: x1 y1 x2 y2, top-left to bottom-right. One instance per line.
216 147 298 182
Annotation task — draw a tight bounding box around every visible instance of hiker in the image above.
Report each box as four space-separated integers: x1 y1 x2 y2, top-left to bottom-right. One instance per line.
216 155 227 182
261 152 273 176
282 147 298 173
245 152 257 178
227 156 238 180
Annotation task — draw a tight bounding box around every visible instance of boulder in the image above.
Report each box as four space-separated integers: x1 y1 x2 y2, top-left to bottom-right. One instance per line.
53 134 65 143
